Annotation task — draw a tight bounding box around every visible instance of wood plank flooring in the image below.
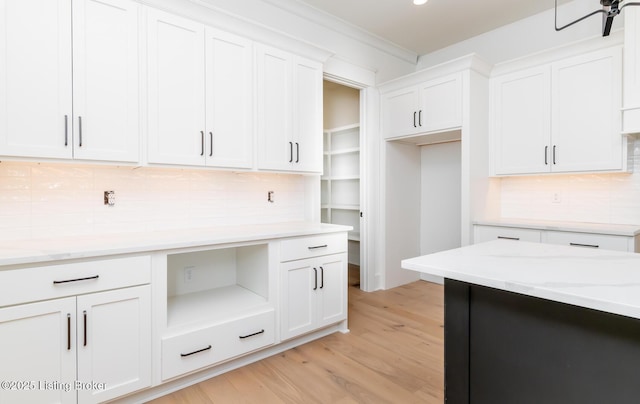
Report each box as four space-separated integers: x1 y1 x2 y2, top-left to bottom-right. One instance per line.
149 267 444 403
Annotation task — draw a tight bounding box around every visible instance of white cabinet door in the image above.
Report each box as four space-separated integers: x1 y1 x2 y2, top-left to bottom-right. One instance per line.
419 73 462 133
381 86 420 139
293 56 323 172
147 8 206 166
623 7 640 133
0 0 73 159
77 286 151 404
551 47 623 172
315 255 347 329
280 253 347 341
256 45 293 171
72 0 140 163
205 28 253 169
492 66 551 175
0 298 76 404
280 258 316 341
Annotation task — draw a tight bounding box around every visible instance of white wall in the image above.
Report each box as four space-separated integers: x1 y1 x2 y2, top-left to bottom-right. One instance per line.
417 0 624 69
0 161 305 241
323 81 359 129
420 141 461 255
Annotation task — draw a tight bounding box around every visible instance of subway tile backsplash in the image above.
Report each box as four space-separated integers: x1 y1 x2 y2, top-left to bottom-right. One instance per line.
500 137 640 225
0 162 306 241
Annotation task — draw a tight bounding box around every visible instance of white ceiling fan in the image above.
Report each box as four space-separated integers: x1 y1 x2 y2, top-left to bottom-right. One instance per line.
555 0 640 36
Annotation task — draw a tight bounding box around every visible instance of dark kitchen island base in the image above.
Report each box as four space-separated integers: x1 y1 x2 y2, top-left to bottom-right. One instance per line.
445 279 640 404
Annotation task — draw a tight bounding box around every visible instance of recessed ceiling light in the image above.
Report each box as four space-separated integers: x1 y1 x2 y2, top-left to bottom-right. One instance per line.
413 0 428 5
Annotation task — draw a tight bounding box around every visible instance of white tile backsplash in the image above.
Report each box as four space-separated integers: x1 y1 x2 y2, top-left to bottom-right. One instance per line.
0 162 307 241
500 137 640 225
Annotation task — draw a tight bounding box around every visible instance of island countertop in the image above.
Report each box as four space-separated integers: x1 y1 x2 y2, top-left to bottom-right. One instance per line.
401 239 640 320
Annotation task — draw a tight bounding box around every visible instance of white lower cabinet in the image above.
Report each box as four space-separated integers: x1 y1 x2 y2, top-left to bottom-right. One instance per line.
280 254 347 341
474 224 638 253
0 256 151 404
0 286 151 404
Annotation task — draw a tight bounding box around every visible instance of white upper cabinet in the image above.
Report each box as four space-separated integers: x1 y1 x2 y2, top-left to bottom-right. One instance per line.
146 8 206 166
492 66 551 175
551 47 622 172
491 46 623 175
256 44 323 173
0 0 73 159
147 10 254 169
72 0 140 162
382 73 462 139
205 28 253 169
623 7 640 134
0 0 140 163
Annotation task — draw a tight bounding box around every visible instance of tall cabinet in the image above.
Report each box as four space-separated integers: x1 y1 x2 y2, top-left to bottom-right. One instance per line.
0 0 139 162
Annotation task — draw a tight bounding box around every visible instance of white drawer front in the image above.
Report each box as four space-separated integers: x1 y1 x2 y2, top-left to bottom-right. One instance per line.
474 226 542 243
280 233 347 262
0 255 151 307
162 309 275 381
545 231 632 252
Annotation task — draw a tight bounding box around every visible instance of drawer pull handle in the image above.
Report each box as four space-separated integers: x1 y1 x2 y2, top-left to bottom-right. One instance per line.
53 275 99 285
308 244 328 250
180 345 212 357
497 236 520 241
239 329 265 339
570 242 599 248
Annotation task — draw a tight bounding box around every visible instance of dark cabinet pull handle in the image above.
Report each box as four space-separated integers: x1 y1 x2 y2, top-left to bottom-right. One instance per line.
295 142 300 163
67 314 71 350
497 236 520 241
413 111 417 128
570 242 599 248
64 115 69 146
308 244 328 250
239 329 265 339
313 267 318 290
544 146 548 165
319 266 324 289
78 116 83 147
53 275 99 285
180 345 212 357
209 132 213 157
200 131 205 156
289 142 293 163
83 310 87 347
418 110 422 127
553 145 557 165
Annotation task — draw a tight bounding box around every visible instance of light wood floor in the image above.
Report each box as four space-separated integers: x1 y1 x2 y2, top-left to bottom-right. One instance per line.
149 267 445 403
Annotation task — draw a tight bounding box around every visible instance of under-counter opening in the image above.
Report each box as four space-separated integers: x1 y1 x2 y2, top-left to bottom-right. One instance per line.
166 244 270 328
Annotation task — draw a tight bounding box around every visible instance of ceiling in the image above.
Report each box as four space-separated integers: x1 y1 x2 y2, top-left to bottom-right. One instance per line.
295 0 571 56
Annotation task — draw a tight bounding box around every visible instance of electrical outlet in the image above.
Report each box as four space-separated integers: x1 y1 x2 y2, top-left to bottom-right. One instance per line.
184 266 194 283
552 192 562 204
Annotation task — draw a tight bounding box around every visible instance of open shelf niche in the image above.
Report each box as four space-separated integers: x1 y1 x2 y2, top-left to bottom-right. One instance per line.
166 243 270 329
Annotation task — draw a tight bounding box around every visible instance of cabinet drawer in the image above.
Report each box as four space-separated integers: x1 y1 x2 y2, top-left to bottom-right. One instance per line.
0 255 151 307
544 231 632 252
474 226 542 243
162 309 275 381
280 233 347 262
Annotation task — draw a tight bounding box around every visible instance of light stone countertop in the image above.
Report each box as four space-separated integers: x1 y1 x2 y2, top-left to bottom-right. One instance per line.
0 222 351 268
474 218 640 236
402 239 640 320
